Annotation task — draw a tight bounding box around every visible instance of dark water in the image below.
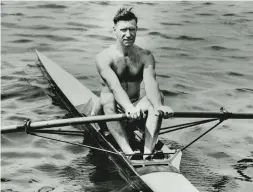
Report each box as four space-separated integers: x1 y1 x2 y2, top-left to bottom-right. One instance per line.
1 1 253 192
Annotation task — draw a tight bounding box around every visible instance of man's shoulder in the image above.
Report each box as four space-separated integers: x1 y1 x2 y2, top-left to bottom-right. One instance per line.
96 46 115 68
134 46 155 66
96 46 113 59
134 45 153 57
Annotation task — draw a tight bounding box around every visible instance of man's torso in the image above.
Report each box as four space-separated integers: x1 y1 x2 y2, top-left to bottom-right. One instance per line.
100 45 148 101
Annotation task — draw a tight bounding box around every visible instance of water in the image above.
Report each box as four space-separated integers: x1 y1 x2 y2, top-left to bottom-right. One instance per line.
1 1 253 192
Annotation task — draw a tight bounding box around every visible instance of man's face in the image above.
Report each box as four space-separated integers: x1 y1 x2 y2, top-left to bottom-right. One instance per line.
114 19 137 47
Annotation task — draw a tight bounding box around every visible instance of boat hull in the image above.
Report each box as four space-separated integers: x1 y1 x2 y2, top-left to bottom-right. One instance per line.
35 50 199 192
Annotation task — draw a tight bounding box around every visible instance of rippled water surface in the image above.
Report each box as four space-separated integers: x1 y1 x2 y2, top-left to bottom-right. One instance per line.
1 1 253 192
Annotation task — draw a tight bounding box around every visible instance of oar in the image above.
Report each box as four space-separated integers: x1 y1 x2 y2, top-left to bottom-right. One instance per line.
1 112 253 134
1 114 127 134
173 112 253 119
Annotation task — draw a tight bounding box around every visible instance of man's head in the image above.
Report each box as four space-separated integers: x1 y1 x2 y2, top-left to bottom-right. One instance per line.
113 7 138 47
113 7 138 25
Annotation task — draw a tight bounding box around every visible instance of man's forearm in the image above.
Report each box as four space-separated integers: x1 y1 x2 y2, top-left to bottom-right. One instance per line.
111 87 133 110
145 78 162 108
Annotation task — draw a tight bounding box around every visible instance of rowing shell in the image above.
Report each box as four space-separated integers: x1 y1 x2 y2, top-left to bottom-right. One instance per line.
35 50 199 192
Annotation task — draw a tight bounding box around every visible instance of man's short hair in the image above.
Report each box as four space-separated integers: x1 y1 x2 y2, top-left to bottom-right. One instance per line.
113 7 138 24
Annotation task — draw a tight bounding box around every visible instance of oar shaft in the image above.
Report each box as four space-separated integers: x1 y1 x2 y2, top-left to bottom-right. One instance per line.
1 114 127 134
173 112 253 119
31 114 127 128
1 125 25 133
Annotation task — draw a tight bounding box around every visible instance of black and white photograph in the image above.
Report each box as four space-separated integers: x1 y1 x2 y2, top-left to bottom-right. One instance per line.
1 1 253 192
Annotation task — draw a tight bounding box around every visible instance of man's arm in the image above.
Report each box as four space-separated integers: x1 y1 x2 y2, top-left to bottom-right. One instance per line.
142 51 162 108
96 52 133 110
142 51 173 118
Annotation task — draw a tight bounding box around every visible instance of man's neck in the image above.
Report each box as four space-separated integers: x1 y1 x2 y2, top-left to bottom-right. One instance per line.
116 42 134 56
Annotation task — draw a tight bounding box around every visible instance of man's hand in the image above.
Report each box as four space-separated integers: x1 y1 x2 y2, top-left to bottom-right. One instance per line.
125 105 142 120
154 105 174 119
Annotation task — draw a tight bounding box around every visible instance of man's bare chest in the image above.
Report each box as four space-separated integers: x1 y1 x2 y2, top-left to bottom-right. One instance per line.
111 56 144 81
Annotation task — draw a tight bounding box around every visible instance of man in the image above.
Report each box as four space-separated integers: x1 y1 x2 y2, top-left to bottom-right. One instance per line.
94 7 173 159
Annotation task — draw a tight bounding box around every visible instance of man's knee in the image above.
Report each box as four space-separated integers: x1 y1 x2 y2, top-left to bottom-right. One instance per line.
160 92 164 104
100 92 116 114
148 105 155 113
90 98 103 116
101 92 114 104
135 96 151 112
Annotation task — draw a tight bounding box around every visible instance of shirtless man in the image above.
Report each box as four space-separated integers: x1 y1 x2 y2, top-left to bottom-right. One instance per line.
95 7 173 158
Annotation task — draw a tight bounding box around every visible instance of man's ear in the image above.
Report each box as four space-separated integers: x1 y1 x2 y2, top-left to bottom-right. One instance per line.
113 25 117 38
